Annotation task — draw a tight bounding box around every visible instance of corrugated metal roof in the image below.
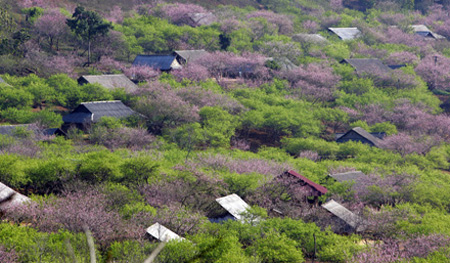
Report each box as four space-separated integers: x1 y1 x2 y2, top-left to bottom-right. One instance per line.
0 182 31 211
322 199 365 231
342 58 391 75
146 223 184 242
328 27 361 40
63 101 136 124
411 25 445 39
341 127 383 148
215 194 250 221
174 50 208 63
329 171 366 184
79 74 137 93
292 33 329 44
132 55 181 71
188 12 216 26
285 170 328 195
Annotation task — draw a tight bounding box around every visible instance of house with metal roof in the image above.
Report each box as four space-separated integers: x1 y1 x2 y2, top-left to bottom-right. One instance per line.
173 50 209 64
411 25 445 40
132 55 182 71
211 194 251 223
78 74 138 93
328 171 366 186
62 101 137 131
322 199 366 232
279 170 328 197
146 223 184 242
0 182 31 212
336 127 384 148
328 27 362 40
188 12 217 27
341 58 391 75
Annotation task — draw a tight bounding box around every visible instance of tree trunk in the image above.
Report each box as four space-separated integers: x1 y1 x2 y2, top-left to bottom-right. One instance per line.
88 39 91 65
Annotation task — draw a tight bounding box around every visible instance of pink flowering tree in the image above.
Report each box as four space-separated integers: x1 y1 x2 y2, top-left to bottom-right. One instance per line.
283 63 341 103
415 54 450 91
123 65 160 82
171 62 210 82
105 6 124 24
34 9 69 51
384 51 419 65
159 3 207 26
0 246 19 263
246 10 294 35
379 133 439 156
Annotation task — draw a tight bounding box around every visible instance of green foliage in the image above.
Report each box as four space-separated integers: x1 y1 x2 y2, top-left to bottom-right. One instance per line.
250 230 304 263
77 150 122 183
119 155 159 185
199 106 239 147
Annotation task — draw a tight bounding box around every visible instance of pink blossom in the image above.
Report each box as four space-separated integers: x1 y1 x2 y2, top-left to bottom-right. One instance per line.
247 10 294 34
105 6 124 24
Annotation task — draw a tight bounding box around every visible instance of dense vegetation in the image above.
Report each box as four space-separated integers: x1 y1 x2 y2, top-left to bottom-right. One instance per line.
2 0 450 262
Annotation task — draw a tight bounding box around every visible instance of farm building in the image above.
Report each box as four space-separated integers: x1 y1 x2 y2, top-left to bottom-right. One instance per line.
341 58 391 75
132 54 182 71
146 223 184 242
322 199 366 233
77 74 138 93
336 127 384 148
210 193 251 223
278 170 328 197
328 27 361 40
0 182 31 212
62 101 137 131
411 25 445 40
292 33 329 45
173 50 209 64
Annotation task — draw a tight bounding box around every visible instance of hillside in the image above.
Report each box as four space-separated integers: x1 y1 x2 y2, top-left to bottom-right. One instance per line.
2 0 450 262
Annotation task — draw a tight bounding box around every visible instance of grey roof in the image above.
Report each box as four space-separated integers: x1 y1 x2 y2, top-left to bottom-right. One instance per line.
338 127 384 148
342 58 391 75
328 27 361 40
132 55 182 71
292 33 329 44
216 194 250 221
329 171 366 184
188 12 216 26
146 223 184 242
411 24 445 39
322 199 365 232
174 50 208 63
0 124 31 136
79 74 137 93
63 101 136 124
266 57 298 71
0 182 31 211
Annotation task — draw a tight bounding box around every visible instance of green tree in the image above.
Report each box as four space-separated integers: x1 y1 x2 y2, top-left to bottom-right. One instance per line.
67 6 112 65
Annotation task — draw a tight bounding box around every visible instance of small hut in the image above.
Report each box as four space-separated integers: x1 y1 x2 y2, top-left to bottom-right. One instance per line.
146 223 184 242
322 199 366 233
78 74 138 93
328 27 361 40
132 55 182 71
341 58 391 75
210 194 251 223
0 182 31 213
173 50 209 65
336 127 384 148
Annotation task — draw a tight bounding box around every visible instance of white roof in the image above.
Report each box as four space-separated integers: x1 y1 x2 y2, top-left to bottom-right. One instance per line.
322 199 366 232
0 182 31 211
146 223 184 242
328 27 361 40
216 194 250 221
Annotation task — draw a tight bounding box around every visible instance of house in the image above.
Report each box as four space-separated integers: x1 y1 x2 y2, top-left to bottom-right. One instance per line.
328 171 366 186
341 58 391 75
278 170 328 197
266 57 298 71
188 12 217 27
78 74 138 93
146 223 184 242
292 33 329 45
411 25 445 40
322 199 366 232
336 127 384 148
173 50 208 65
62 101 137 131
0 182 31 212
328 27 361 40
132 55 182 71
210 193 251 223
